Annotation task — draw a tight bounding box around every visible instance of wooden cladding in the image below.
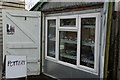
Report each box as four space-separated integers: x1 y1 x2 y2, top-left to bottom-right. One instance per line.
0 1 25 10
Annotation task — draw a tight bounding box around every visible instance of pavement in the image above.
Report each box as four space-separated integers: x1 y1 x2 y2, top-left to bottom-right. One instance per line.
1 73 57 80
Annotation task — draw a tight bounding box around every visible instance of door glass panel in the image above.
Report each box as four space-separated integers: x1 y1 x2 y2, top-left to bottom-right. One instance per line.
60 18 76 27
80 18 96 68
47 20 56 58
59 31 77 65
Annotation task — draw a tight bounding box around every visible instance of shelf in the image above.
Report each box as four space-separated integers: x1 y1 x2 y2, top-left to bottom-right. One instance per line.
82 41 94 47
49 25 56 28
49 51 77 60
60 39 77 44
60 25 76 27
81 58 94 64
49 51 55 56
49 38 56 41
61 54 76 60
82 25 95 28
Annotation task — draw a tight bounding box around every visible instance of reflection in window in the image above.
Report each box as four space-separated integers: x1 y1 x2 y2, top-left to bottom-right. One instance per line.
47 20 56 58
80 18 96 68
82 18 95 26
80 46 94 68
60 18 76 27
59 31 77 65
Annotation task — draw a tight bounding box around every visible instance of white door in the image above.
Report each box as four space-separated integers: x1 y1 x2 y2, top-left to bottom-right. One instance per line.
2 10 41 75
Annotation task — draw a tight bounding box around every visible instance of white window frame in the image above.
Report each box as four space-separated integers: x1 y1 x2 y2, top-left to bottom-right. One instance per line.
57 30 79 67
57 15 79 67
45 17 58 61
58 15 78 31
78 13 101 74
45 13 101 75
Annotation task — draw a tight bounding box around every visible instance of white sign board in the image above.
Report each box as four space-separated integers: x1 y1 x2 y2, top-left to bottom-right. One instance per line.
5 55 27 78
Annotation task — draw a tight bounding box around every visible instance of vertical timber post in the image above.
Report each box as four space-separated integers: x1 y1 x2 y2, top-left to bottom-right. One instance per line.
104 2 113 79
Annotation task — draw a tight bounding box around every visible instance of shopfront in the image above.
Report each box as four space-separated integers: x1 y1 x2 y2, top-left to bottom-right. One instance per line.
1 1 119 80
45 13 101 75
36 2 105 79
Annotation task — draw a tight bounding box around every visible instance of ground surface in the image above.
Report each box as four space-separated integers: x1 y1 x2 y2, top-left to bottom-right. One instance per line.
2 73 57 80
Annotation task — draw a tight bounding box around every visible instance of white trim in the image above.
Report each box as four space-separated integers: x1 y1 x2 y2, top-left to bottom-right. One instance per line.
95 14 101 75
43 73 58 80
45 17 57 60
58 15 78 30
45 57 57 63
45 17 48 59
38 16 41 72
58 15 78 66
45 13 101 75
58 27 78 31
58 15 78 19
78 13 101 75
58 31 78 65
58 28 78 32
78 12 101 18
58 61 77 68
77 15 81 67
56 17 59 61
77 16 80 66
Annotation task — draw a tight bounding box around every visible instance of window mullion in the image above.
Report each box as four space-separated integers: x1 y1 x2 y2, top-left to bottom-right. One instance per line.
56 17 59 61
77 16 81 66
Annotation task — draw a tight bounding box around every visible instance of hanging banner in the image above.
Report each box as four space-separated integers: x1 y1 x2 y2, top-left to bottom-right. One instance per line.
5 55 27 78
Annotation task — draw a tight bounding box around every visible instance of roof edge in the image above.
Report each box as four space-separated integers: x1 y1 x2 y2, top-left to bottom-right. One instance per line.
30 0 47 11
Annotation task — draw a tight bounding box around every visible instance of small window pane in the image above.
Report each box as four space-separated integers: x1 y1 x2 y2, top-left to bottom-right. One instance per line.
47 20 56 58
82 18 95 26
80 18 96 68
59 31 77 65
48 20 56 27
60 18 76 27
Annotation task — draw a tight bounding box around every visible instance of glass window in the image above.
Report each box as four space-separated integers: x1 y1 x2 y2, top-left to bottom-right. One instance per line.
60 18 76 27
59 31 77 65
47 20 56 58
80 18 96 68
46 14 100 74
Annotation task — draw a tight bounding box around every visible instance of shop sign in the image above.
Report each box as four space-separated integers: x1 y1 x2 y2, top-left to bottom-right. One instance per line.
5 55 27 78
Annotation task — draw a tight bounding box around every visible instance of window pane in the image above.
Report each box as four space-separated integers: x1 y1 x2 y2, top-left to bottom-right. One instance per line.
80 18 96 68
47 20 56 58
60 18 76 27
59 31 77 65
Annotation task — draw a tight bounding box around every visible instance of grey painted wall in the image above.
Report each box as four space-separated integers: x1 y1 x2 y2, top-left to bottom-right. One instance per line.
44 60 100 80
